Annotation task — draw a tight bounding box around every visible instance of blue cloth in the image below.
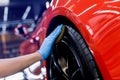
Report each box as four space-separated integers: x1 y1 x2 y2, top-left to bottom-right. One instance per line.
37 24 63 61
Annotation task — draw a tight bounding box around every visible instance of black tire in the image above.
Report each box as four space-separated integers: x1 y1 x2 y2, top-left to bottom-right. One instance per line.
46 25 102 80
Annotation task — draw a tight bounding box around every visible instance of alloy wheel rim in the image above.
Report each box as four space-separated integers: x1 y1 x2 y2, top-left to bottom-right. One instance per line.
50 32 85 80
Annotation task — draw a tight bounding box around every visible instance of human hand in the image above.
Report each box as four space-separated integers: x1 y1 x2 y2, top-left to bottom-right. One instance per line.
37 24 63 61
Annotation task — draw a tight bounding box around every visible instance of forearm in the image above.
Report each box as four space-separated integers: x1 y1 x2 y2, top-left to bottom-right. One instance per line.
0 52 41 78
0 25 63 78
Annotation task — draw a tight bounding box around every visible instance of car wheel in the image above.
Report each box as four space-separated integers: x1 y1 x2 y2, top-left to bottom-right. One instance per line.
46 25 102 80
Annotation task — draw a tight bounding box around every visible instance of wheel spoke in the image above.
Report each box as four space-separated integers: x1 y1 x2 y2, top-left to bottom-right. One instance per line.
52 45 70 79
71 68 85 80
67 51 85 79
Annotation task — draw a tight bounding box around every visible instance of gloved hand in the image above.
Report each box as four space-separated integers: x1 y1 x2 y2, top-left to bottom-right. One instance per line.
37 24 63 61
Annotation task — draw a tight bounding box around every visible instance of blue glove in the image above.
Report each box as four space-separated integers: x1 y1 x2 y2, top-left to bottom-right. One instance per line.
37 24 63 61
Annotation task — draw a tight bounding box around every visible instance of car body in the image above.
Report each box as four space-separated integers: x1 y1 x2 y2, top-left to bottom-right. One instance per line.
22 0 120 80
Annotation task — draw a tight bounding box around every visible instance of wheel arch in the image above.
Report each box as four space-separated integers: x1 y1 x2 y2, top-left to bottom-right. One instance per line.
47 15 101 69
46 15 78 36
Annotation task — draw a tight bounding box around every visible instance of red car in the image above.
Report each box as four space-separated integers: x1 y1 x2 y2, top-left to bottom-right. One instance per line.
20 0 120 80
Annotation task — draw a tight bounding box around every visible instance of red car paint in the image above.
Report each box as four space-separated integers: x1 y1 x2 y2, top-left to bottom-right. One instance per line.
21 0 120 80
